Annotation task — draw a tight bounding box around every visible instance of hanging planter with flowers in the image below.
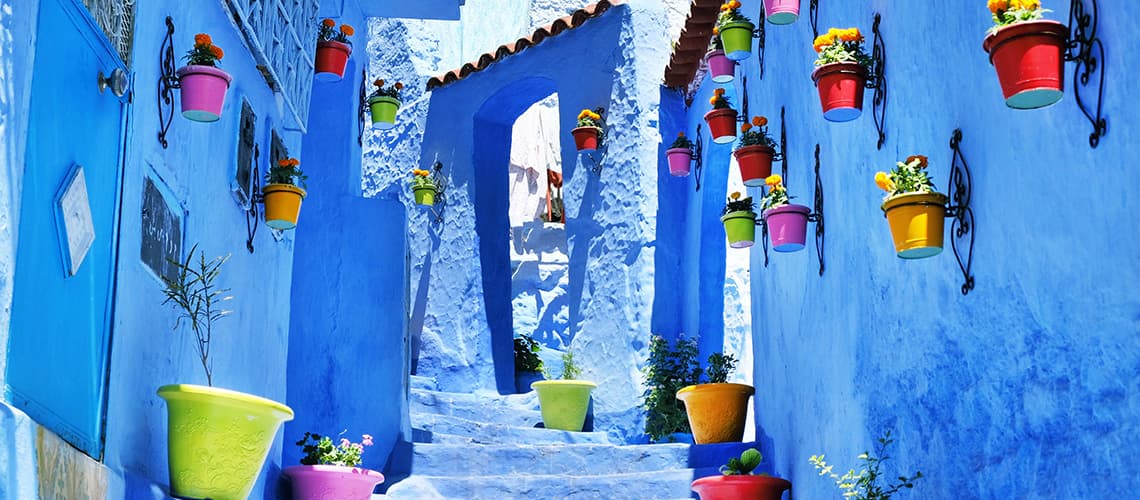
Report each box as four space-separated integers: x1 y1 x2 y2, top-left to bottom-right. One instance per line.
759 175 810 252
367 79 403 130
720 192 756 248
315 19 354 82
178 33 231 122
715 1 755 61
263 157 308 230
762 0 801 25
572 108 605 153
705 36 736 84
733 116 779 187
666 132 695 177
876 155 948 259
811 27 872 123
982 0 1067 109
704 88 738 144
410 168 438 206
283 431 384 500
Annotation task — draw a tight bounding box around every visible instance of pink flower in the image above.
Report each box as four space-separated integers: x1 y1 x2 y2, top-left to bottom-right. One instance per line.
340 438 351 448
362 434 373 446
354 443 364 451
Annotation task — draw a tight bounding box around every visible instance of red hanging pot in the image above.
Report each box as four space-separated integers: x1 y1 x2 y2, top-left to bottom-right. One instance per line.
811 62 868 122
571 127 600 153
314 41 352 82
704 108 738 144
982 20 1067 110
732 145 774 187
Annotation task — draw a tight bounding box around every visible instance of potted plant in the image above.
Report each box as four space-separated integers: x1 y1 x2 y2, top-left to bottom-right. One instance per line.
177 33 231 122
514 334 545 394
982 0 1066 109
263 157 308 230
811 27 872 122
762 0 801 25
666 132 695 177
809 430 923 500
875 155 948 259
734 116 779 187
676 352 753 444
721 192 756 249
691 448 792 500
532 348 597 432
157 245 294 500
705 88 738 144
367 79 403 130
705 36 736 84
572 108 605 153
642 335 702 443
410 168 438 206
715 1 755 61
315 18 354 82
283 432 384 500
760 174 811 253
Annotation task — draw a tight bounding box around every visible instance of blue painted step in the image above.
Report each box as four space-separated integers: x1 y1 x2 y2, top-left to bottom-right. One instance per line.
383 469 701 499
411 412 613 445
410 387 543 425
410 375 439 391
411 442 690 475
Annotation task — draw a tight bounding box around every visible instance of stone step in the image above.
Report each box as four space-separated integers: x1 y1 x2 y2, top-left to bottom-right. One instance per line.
410 375 439 391
411 412 613 445
410 387 542 425
410 442 691 476
383 469 702 500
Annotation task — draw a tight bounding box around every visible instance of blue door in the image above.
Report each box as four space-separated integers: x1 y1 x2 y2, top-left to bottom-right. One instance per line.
5 0 127 458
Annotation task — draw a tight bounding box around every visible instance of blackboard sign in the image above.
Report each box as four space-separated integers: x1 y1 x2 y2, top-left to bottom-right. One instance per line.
140 176 182 283
234 99 257 207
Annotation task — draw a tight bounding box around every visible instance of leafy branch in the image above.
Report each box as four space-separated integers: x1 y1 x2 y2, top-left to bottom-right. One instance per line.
161 244 232 386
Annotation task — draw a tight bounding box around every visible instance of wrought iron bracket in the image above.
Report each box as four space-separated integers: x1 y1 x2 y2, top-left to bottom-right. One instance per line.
738 76 750 122
584 146 607 174
946 129 976 295
868 13 888 150
779 107 788 180
422 161 448 223
808 144 825 275
809 0 821 39
157 16 181 149
760 217 769 268
754 16 766 80
357 68 367 146
693 124 706 192
1065 0 1107 148
245 147 264 253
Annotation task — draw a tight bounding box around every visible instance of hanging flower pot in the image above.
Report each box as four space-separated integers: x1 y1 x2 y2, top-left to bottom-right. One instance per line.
704 109 738 144
366 79 404 130
720 211 756 249
413 187 436 206
532 380 597 432
763 204 811 252
676 383 754 444
315 41 352 81
178 34 230 122
982 19 1067 109
284 465 383 500
263 184 307 230
875 155 948 259
733 146 774 187
410 168 438 206
666 132 696 177
762 0 801 25
718 22 755 61
705 49 736 83
691 475 792 500
811 62 868 122
571 127 601 152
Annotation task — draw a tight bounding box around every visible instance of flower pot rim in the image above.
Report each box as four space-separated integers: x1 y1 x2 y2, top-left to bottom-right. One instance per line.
733 144 775 155
691 474 792 489
368 95 401 106
704 107 738 119
412 185 437 193
263 183 308 198
316 40 353 54
763 203 811 218
811 61 869 83
880 191 948 213
705 49 726 60
176 64 233 83
571 126 601 134
983 19 1068 53
666 147 693 155
676 382 755 398
531 379 597 389
157 383 294 419
282 464 384 478
720 210 756 223
719 20 756 30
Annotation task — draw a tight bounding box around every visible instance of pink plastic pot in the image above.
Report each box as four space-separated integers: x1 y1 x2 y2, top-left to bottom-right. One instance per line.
763 204 810 252
177 65 232 122
705 50 735 84
666 147 693 177
283 465 384 500
763 0 801 25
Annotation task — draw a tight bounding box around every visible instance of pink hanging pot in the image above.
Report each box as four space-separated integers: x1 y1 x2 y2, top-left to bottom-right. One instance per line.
763 0 800 25
283 465 384 500
705 50 736 83
763 204 811 252
177 65 232 122
666 147 693 177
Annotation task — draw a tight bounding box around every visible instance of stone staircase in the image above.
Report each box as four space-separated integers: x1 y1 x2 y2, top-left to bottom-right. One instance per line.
380 375 756 499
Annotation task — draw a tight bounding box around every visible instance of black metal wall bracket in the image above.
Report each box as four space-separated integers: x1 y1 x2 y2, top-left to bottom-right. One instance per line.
754 18 766 80
422 161 448 223
1065 0 1107 148
738 76 750 122
584 145 607 174
779 107 788 180
357 68 367 146
946 129 976 295
754 144 825 276
868 13 888 150
693 124 706 192
245 151 265 254
157 16 181 149
809 0 821 39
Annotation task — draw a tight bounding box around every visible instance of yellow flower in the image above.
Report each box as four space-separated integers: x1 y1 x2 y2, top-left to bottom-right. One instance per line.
730 191 741 200
712 26 719 35
730 0 741 9
765 174 782 187
988 0 1009 13
709 97 718 105
874 171 894 192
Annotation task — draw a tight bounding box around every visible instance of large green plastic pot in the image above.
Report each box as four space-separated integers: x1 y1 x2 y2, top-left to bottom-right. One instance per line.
157 384 294 500
721 210 757 248
719 21 755 61
368 96 401 130
531 380 597 432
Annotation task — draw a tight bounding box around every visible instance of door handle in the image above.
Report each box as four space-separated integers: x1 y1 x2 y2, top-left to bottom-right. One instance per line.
97 68 129 98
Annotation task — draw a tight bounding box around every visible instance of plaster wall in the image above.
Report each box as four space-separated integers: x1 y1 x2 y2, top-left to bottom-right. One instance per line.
671 0 1140 497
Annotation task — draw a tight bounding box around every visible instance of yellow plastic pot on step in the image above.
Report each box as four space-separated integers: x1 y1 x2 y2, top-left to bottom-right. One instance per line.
157 384 294 500
676 383 754 444
881 192 948 259
531 380 597 432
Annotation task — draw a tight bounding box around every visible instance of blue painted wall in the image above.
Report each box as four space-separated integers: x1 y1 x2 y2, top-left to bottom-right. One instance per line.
669 0 1140 497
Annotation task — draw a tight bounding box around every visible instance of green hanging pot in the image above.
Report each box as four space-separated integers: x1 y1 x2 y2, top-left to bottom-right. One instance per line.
368 96 401 130
721 210 757 248
719 21 755 61
413 186 436 206
532 380 597 432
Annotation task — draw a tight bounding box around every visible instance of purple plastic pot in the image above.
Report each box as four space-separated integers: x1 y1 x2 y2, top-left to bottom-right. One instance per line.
763 0 801 25
666 147 693 177
176 65 232 122
763 204 810 252
283 465 384 500
705 50 736 83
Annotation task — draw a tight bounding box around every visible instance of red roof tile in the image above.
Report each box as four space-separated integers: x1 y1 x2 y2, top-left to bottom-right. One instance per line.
426 0 625 90
664 0 723 89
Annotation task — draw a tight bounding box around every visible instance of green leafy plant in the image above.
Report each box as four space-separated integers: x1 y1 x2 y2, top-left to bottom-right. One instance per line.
737 115 779 151
545 348 582 380
874 155 937 199
709 87 733 110
812 27 872 67
721 448 763 475
714 0 752 32
809 430 923 500
722 191 755 216
705 352 737 383
410 168 436 191
642 335 702 442
368 79 404 101
161 244 232 387
185 33 224 67
296 431 373 467
317 18 354 45
514 335 544 374
669 132 694 151
266 157 307 188
760 174 793 211
988 0 1048 30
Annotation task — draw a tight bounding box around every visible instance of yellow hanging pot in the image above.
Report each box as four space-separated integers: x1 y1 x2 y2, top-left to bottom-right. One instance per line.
881 192 948 259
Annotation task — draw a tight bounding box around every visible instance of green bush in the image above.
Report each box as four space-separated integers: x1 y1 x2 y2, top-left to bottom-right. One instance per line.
642 335 702 442
514 335 543 373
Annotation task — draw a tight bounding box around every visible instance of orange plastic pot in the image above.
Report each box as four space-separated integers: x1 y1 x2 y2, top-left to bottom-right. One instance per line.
881 192 948 259
676 383 754 444
691 475 792 500
263 183 307 230
982 20 1067 109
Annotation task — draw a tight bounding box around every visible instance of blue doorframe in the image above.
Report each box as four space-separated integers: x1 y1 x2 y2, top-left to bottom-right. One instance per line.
5 0 129 459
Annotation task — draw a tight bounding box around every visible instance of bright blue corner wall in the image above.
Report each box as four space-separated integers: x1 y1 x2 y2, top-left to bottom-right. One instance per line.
666 0 1140 497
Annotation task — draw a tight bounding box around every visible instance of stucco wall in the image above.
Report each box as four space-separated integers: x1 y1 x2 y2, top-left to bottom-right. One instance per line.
672 0 1140 497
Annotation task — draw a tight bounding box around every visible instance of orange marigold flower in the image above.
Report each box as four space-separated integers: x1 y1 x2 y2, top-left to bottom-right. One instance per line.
714 88 726 96
394 82 404 90
322 18 336 27
730 191 741 200
374 79 383 87
209 45 224 60
914 155 928 168
340 24 354 36
730 0 741 9
194 33 211 45
765 174 782 187
712 26 719 35
677 132 685 137
988 0 1010 13
741 123 752 133
278 159 290 167
709 97 718 105
752 116 767 127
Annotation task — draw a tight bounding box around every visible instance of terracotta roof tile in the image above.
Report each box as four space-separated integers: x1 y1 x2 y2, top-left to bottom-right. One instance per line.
664 0 724 89
426 0 625 90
